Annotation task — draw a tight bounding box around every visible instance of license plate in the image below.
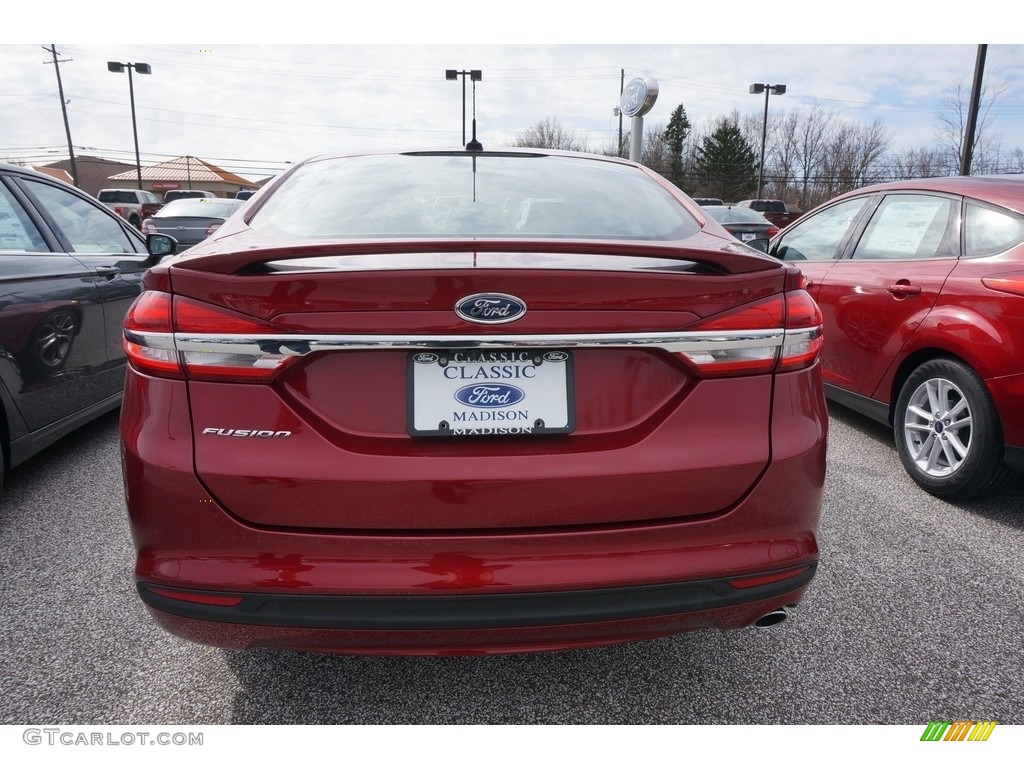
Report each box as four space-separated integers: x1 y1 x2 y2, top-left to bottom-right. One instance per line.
741 232 756 241
408 349 574 436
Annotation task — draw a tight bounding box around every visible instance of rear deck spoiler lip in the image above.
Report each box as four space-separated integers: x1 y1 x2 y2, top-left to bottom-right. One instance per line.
164 233 784 277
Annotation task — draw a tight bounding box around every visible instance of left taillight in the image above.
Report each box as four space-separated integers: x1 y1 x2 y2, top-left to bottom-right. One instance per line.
123 291 183 378
123 291 297 383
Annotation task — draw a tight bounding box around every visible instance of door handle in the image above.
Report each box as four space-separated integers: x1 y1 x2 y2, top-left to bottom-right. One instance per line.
96 266 121 278
886 282 921 297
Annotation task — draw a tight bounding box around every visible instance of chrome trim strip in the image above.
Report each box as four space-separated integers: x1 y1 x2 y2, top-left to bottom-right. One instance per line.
165 329 791 357
123 330 176 350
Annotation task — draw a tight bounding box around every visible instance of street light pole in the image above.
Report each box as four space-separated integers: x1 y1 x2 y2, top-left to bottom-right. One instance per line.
445 69 482 147
108 61 152 190
749 83 786 199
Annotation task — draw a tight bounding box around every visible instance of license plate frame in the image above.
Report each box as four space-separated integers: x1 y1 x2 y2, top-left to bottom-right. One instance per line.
408 349 574 437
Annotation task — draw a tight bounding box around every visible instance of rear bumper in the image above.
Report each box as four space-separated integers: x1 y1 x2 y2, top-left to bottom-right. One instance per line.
138 572 815 655
139 564 815 630
121 364 827 654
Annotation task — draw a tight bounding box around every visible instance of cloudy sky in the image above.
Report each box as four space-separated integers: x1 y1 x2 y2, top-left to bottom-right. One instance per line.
5 5 1023 182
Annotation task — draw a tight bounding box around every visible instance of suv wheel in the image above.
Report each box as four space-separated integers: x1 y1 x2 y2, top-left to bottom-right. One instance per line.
129 214 141 229
894 358 1013 500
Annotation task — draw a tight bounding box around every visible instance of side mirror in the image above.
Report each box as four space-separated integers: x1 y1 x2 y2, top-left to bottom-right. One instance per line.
146 233 178 259
746 237 769 253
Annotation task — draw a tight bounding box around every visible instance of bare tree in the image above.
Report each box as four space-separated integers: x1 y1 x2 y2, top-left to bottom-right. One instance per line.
889 146 949 181
641 122 669 174
768 111 800 202
936 78 1009 175
512 117 591 152
791 106 837 208
819 118 891 199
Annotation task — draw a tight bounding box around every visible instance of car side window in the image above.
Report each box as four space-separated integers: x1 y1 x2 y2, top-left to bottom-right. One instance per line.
22 179 143 254
773 198 869 261
851 194 956 260
0 184 48 252
964 202 1024 257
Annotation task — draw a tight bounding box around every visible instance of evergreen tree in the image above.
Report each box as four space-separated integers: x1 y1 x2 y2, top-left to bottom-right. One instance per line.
693 119 758 201
663 104 692 186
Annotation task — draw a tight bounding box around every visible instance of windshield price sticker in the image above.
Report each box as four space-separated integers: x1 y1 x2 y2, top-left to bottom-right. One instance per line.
408 349 574 436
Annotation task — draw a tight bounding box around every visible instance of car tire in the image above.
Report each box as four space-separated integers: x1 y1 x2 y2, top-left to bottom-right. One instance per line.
129 214 141 229
894 358 1013 500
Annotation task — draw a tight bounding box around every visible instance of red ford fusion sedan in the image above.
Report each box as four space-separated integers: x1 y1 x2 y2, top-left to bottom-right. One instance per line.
767 176 1024 500
121 149 827 655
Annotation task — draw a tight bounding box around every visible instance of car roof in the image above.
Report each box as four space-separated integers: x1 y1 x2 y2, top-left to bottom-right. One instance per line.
296 147 642 169
0 162 63 180
834 175 1024 214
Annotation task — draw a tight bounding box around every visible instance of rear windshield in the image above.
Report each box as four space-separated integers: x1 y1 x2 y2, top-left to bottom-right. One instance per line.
157 199 240 218
248 153 701 241
706 206 769 224
98 190 136 203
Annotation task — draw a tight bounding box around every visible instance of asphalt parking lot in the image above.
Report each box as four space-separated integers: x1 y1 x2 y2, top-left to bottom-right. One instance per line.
1 403 1021 725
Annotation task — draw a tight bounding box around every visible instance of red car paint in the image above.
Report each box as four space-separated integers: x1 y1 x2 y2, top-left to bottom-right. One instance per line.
121 149 827 654
770 175 1024 499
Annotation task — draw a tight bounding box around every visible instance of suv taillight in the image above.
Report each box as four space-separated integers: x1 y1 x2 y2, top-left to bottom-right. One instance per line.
982 272 1024 297
123 291 297 383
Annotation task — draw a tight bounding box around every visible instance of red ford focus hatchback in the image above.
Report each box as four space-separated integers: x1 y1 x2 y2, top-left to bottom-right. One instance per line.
121 149 827 655
767 176 1024 500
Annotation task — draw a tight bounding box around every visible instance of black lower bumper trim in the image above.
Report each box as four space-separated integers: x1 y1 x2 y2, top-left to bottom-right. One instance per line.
139 563 816 630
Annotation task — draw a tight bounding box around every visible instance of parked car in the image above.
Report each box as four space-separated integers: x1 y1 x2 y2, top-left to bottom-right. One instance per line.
0 163 157 490
736 199 803 228
702 204 780 243
162 189 215 203
97 188 163 228
122 148 827 655
767 175 1024 499
141 197 244 248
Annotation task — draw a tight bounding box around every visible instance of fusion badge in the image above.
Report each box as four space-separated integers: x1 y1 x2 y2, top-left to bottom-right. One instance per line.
201 428 292 438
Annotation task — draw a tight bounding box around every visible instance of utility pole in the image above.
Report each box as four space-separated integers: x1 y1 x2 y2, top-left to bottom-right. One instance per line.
43 44 78 188
961 44 988 176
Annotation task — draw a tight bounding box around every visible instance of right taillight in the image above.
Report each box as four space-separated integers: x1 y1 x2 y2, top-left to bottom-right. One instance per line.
777 289 824 372
678 288 822 376
123 291 298 383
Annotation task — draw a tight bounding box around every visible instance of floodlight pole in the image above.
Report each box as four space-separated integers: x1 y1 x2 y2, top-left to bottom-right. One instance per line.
750 83 786 199
108 61 151 189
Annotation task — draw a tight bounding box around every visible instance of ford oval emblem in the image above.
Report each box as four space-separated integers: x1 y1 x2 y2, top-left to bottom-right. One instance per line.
455 293 527 325
413 352 439 364
454 384 525 408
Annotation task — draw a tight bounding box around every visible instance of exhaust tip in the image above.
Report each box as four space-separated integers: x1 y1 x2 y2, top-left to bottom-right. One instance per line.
753 605 792 629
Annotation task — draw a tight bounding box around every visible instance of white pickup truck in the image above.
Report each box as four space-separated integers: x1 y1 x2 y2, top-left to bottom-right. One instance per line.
97 188 163 228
